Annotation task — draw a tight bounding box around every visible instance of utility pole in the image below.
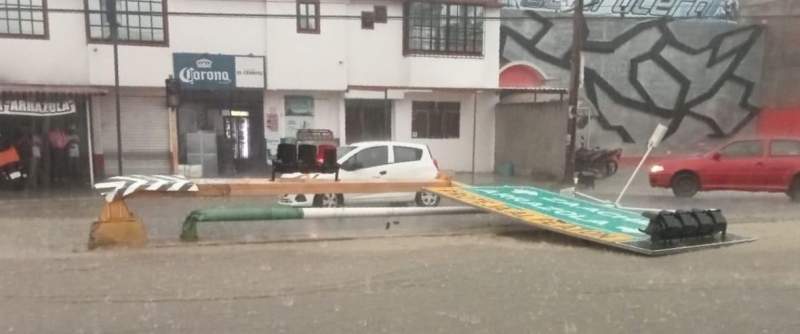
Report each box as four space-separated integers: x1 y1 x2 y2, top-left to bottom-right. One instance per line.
107 0 124 175
564 0 584 184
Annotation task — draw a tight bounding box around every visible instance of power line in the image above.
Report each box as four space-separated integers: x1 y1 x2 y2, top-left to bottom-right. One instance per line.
47 7 800 21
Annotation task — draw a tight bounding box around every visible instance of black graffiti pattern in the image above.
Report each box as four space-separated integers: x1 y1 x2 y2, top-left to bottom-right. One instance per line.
511 0 730 18
500 10 762 143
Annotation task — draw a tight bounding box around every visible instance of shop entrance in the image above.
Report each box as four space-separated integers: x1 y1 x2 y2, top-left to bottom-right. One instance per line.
345 99 391 144
0 99 92 191
177 89 265 177
223 110 258 173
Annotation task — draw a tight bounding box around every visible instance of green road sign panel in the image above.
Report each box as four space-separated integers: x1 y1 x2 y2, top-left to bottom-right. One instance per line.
470 186 649 238
429 185 754 255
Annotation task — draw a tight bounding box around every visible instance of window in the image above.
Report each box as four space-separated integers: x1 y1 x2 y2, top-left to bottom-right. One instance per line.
297 0 319 33
345 100 391 143
404 1 484 56
343 146 388 170
85 0 168 44
361 11 374 30
374 5 387 23
394 146 423 163
284 96 314 116
0 0 48 39
412 101 460 139
719 140 763 158
770 140 800 156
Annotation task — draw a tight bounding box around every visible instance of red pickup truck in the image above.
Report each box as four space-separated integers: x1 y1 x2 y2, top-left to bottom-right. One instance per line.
649 137 800 200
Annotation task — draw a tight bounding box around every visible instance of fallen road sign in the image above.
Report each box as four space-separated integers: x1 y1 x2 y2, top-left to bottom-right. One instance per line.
428 185 754 256
89 173 452 249
179 206 485 241
94 175 452 202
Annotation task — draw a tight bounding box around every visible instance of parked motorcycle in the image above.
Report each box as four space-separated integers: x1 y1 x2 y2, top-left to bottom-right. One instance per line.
575 139 622 179
0 142 26 191
0 146 26 190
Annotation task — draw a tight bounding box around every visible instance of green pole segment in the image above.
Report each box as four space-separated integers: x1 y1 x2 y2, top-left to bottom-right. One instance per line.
180 206 304 241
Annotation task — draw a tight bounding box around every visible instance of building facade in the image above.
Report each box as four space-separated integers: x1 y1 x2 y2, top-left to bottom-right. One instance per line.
500 9 765 155
736 0 800 137
0 0 503 182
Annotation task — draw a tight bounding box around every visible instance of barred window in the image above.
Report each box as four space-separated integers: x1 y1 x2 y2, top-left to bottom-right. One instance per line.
412 102 460 139
296 0 319 33
0 0 48 39
404 1 483 56
86 0 167 44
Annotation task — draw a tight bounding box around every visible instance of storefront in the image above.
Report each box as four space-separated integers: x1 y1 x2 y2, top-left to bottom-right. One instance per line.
172 53 266 177
0 85 105 190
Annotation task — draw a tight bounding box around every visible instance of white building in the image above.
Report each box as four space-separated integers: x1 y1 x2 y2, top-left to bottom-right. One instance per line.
0 0 503 180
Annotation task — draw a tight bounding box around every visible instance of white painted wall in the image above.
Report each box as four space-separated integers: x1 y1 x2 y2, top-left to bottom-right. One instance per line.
265 0 349 90
393 92 496 172
264 91 344 139
263 90 497 172
89 0 268 87
1 0 499 90
0 0 90 85
1 0 500 174
0 0 267 87
344 1 501 89
263 91 344 159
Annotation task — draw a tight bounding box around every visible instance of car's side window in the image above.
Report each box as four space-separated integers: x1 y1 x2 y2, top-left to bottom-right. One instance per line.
719 140 763 158
345 146 389 170
770 140 800 156
394 146 423 163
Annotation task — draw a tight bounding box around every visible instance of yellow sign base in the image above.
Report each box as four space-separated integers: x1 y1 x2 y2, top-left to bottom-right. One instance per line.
88 200 147 249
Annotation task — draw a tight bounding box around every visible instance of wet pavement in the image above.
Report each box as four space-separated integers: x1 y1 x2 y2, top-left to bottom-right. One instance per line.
1 169 799 332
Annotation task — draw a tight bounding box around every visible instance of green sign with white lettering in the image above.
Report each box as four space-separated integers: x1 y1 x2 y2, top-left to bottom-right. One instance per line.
471 186 649 237
429 185 649 246
429 185 753 256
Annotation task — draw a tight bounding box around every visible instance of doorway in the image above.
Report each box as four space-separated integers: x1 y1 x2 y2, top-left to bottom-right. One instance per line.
177 89 265 177
0 101 91 190
345 99 391 144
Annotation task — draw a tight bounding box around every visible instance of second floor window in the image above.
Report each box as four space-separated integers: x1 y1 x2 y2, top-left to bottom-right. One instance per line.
297 0 319 34
404 1 484 56
86 0 168 45
0 0 48 39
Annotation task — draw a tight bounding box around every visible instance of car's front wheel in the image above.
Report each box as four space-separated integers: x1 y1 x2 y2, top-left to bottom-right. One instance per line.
415 191 441 207
313 193 344 208
671 172 699 198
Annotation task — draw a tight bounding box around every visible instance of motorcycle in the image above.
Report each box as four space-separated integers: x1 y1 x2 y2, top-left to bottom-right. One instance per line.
575 138 622 179
0 142 26 191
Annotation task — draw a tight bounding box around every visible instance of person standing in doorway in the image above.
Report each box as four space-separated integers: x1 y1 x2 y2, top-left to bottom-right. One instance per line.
48 123 69 185
21 126 42 190
67 124 81 183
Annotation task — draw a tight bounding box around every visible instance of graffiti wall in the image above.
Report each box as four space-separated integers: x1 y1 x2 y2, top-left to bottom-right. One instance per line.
500 9 764 153
504 0 739 19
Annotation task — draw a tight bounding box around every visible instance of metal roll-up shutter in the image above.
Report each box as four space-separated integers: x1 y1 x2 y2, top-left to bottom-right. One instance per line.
102 95 170 175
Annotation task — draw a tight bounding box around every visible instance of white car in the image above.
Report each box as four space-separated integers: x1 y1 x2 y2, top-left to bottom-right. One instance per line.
279 141 442 207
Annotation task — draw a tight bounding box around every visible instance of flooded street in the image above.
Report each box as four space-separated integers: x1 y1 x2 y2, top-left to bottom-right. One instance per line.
1 225 799 333
2 0 798 331
1 171 800 333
